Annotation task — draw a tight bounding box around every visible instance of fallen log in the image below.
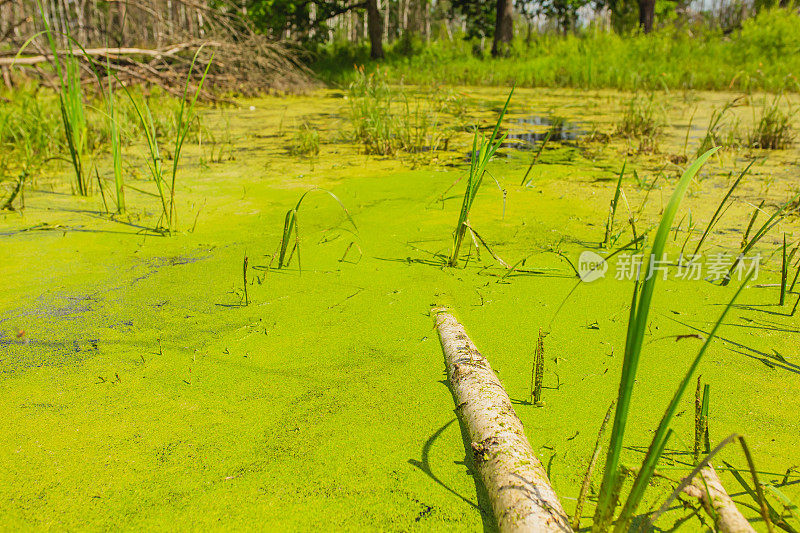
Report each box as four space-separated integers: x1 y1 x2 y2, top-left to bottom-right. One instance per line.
0 43 211 67
432 308 572 532
683 465 756 533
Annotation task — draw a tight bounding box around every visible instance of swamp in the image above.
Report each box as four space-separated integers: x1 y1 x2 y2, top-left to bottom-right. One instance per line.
1 0 799 531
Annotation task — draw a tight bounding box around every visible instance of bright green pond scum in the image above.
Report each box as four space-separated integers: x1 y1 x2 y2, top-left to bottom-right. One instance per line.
1 87 799 531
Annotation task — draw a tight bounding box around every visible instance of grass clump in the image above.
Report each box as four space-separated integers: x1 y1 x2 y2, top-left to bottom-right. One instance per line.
0 87 61 209
16 2 90 195
448 88 512 267
696 98 743 156
723 189 800 285
272 188 357 271
289 122 321 157
347 66 457 157
123 49 212 233
347 67 395 155
749 95 795 149
615 94 662 153
690 160 753 257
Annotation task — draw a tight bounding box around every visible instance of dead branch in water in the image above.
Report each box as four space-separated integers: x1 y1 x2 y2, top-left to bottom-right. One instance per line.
683 465 756 533
432 307 572 532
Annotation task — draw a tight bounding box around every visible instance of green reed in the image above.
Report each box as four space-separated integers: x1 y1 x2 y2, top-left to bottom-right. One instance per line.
449 88 512 267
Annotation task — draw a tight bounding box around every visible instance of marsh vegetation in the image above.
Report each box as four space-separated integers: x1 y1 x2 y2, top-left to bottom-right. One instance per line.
2 0 800 531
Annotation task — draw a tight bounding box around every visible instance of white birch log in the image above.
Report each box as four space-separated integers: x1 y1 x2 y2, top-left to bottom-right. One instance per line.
683 465 756 533
433 308 573 533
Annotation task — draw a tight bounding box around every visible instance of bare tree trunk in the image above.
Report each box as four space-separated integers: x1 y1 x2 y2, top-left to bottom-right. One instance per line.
433 308 573 532
444 17 453 41
491 0 513 57
361 9 366 40
424 0 430 41
186 4 195 40
638 0 655 33
75 0 87 43
382 0 389 42
168 0 178 39
366 0 384 59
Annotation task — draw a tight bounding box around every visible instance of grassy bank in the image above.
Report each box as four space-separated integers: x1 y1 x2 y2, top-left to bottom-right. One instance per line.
314 7 800 93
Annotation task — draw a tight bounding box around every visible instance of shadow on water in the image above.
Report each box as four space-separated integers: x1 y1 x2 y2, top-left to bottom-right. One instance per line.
407 386 497 531
663 314 800 375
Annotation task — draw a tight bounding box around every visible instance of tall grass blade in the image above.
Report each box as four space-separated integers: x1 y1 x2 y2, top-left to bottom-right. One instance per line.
603 162 626 248
701 383 710 455
724 191 800 285
739 436 775 533
614 271 752 531
790 258 800 294
449 88 513 267
169 47 214 230
781 234 788 305
594 148 718 529
521 128 553 187
593 277 639 530
691 160 754 257
741 201 763 250
106 54 124 213
573 400 615 530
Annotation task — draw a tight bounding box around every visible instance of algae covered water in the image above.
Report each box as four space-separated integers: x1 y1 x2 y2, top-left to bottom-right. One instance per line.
2 87 799 530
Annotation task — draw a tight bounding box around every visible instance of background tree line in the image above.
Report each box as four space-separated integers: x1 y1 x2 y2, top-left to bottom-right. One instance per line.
0 0 795 90
240 0 795 60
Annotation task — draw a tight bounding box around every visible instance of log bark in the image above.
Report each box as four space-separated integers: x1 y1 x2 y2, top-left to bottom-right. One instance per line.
683 465 756 533
432 308 572 533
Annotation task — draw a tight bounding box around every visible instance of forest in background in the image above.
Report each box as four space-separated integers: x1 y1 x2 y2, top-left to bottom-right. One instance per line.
0 0 798 93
